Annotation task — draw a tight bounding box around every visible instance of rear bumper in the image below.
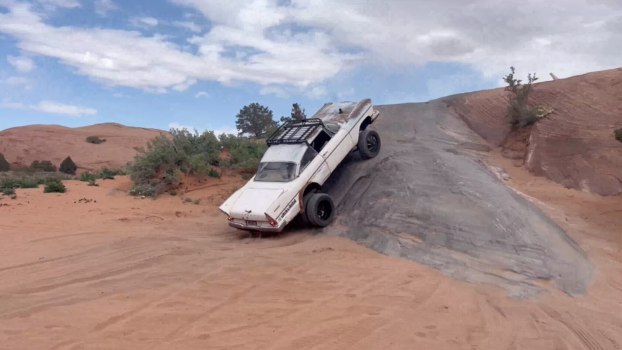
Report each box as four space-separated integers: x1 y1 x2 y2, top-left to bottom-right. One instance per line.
228 221 285 233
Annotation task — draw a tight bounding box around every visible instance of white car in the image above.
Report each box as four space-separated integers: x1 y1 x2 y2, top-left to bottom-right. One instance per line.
219 99 381 232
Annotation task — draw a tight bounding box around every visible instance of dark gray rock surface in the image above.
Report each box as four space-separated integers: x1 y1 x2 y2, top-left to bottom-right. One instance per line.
323 100 592 298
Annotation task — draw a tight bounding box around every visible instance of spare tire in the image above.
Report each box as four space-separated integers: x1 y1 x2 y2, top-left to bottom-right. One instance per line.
358 129 381 159
305 193 335 227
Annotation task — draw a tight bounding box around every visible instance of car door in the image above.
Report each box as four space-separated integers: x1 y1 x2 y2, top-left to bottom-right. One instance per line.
320 128 356 171
299 145 331 185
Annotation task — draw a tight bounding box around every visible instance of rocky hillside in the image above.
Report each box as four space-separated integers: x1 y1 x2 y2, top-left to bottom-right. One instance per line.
0 123 164 171
449 68 622 196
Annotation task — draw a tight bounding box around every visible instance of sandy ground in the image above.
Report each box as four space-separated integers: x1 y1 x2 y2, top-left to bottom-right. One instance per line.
0 123 163 171
1 175 621 350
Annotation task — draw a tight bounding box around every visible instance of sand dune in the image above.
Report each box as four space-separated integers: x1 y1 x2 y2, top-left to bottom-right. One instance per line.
0 123 164 171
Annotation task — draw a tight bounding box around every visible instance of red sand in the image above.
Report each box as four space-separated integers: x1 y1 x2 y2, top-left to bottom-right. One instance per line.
1 175 621 349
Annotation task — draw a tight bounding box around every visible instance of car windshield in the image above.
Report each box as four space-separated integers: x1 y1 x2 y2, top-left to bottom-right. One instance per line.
255 162 297 182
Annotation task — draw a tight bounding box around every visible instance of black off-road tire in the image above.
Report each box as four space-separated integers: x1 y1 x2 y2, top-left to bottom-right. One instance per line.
358 129 381 159
305 193 335 227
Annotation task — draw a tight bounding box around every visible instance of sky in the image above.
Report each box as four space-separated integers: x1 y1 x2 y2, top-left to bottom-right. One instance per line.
0 0 620 133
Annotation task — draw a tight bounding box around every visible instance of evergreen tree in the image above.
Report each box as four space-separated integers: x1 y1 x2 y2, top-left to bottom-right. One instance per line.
59 156 77 175
235 103 277 138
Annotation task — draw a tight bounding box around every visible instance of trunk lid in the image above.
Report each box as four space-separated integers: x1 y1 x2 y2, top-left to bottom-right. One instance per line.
228 187 284 221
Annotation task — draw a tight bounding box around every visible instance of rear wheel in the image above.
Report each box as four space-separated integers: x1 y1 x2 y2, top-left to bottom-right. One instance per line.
305 193 335 227
358 129 381 159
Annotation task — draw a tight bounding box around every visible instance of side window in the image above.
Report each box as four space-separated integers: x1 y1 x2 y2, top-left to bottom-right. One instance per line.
299 146 318 173
311 130 331 152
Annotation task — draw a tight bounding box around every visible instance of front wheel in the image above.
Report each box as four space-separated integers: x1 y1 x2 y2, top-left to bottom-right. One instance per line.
305 193 335 227
358 129 381 159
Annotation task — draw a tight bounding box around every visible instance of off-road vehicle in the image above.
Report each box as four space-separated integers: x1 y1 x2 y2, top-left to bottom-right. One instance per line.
220 99 381 232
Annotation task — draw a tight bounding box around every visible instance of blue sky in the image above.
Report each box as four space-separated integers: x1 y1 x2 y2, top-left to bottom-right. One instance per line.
1 0 620 133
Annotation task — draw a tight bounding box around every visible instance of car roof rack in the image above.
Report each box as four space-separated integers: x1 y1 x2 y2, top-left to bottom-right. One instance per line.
266 118 324 146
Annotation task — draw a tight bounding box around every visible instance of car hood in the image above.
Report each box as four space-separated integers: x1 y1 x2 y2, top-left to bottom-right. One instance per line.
228 187 284 221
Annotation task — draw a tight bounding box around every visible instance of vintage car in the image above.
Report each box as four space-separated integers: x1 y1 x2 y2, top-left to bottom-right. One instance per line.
219 99 381 232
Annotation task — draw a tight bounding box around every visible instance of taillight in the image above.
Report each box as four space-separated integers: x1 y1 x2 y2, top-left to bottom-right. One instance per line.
265 213 278 227
227 216 234 222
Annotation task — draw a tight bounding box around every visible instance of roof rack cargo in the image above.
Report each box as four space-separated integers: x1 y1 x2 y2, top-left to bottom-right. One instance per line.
266 118 324 146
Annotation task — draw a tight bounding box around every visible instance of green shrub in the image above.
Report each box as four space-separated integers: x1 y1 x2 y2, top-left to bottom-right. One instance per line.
207 167 220 178
87 178 99 187
44 179 66 193
503 67 540 127
0 178 19 190
2 187 15 196
615 128 622 143
99 168 123 179
219 134 266 170
128 127 268 197
30 160 56 172
18 178 39 188
80 172 97 182
0 153 10 172
128 130 219 197
129 183 159 197
86 136 106 144
59 156 77 175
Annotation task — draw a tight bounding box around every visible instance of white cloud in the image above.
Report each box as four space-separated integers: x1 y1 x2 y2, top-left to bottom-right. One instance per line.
3 76 31 88
172 20 202 33
0 0 620 95
168 122 195 131
34 101 96 117
130 16 159 28
0 99 96 117
259 85 289 98
0 100 25 109
7 55 35 72
213 126 237 136
0 2 345 92
306 85 327 99
194 90 209 98
94 0 117 16
37 0 80 9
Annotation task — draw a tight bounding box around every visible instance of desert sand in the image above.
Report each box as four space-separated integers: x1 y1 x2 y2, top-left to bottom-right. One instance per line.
1 173 621 349
449 67 622 196
1 68 622 349
0 123 164 171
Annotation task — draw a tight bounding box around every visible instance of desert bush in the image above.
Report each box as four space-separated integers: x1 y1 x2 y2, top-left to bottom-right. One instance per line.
80 172 97 182
0 172 70 191
30 160 56 172
59 156 77 175
128 130 220 197
207 167 220 178
128 125 269 197
0 178 19 190
99 167 123 179
503 67 540 127
219 134 266 170
2 187 15 196
87 178 99 186
129 183 160 197
44 179 66 193
86 136 106 144
0 153 10 172
615 128 622 143
18 178 39 188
